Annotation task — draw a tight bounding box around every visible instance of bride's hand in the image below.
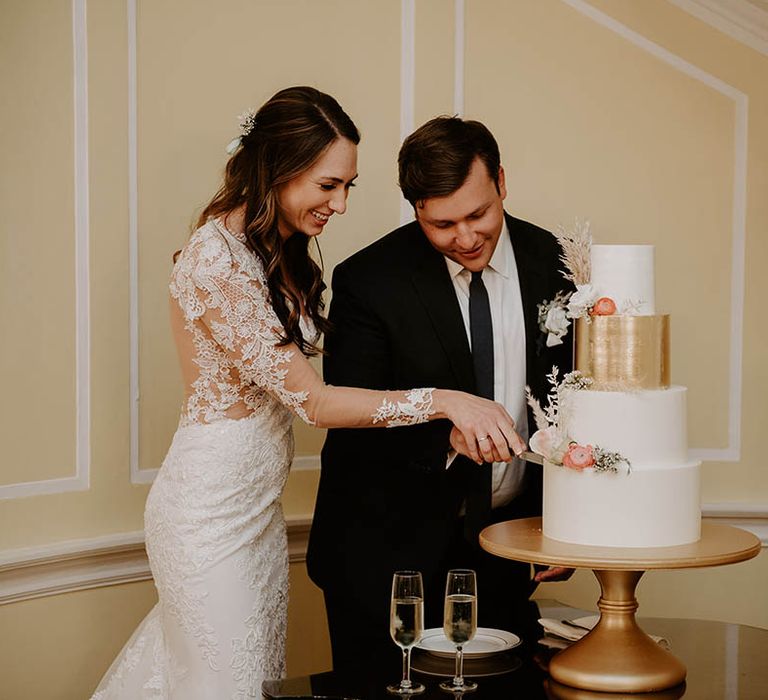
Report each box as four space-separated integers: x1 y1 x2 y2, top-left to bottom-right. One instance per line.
435 390 525 464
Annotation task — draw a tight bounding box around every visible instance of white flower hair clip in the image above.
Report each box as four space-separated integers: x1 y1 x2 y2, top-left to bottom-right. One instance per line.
225 108 258 155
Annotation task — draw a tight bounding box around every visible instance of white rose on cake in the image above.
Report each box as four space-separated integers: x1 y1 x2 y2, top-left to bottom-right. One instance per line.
567 283 597 319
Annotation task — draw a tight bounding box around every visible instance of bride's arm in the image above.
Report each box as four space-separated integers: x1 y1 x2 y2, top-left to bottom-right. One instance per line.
178 236 522 463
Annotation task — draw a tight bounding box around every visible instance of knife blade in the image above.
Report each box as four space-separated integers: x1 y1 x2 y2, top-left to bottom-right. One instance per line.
519 450 544 465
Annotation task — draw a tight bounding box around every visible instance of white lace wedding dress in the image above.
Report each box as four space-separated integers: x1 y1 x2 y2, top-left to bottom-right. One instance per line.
91 220 435 699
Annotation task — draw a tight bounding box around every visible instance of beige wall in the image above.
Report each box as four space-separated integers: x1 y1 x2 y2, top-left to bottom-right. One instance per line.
1 1 767 698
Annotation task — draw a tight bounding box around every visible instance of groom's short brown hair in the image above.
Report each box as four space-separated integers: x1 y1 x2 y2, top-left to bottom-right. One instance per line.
398 116 501 207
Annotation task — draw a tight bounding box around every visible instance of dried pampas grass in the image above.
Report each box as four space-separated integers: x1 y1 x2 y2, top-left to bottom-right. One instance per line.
554 219 592 285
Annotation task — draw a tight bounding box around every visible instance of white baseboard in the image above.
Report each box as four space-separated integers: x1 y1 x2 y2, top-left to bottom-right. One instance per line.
0 508 764 606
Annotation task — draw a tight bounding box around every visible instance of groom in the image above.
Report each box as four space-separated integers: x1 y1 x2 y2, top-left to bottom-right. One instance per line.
306 117 574 671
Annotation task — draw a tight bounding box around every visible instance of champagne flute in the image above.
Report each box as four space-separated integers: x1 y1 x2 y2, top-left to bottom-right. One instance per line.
387 571 425 695
439 569 478 693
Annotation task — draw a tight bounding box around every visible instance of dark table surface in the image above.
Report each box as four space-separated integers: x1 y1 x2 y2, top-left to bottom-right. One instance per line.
262 615 768 700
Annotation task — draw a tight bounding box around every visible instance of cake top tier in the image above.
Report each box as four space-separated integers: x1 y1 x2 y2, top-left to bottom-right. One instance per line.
591 245 655 315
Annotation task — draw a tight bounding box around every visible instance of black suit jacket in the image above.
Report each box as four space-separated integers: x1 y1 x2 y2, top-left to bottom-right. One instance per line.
306 213 573 605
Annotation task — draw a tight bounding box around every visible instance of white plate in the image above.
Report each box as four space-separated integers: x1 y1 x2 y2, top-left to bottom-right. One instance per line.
571 615 599 630
415 627 521 659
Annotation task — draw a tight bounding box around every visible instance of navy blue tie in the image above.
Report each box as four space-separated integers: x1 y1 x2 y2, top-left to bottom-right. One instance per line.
465 270 494 541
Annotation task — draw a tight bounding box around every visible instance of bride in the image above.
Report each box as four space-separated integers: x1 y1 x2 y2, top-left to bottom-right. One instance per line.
91 86 523 698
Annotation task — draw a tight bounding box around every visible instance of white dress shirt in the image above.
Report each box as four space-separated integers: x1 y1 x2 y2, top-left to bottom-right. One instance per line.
444 219 529 509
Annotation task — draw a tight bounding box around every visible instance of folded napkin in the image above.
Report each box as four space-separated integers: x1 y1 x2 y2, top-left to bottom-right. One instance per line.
539 616 670 651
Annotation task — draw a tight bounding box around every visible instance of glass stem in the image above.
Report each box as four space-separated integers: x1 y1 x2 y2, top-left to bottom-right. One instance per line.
402 647 412 689
455 645 464 685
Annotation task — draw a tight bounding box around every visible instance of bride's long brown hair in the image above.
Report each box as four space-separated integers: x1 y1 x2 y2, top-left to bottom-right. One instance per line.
197 86 360 356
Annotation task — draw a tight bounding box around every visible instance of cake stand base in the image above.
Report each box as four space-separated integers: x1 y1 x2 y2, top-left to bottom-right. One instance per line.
548 570 686 692
479 519 761 694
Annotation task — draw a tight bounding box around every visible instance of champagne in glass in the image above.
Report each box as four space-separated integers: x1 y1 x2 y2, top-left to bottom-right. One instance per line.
391 595 424 648
439 569 478 693
387 571 425 695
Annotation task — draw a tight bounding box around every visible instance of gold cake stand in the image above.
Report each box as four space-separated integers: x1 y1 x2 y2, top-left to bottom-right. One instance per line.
479 518 761 693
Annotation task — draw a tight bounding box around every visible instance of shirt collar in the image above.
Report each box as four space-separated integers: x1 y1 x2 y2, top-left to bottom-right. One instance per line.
444 216 511 280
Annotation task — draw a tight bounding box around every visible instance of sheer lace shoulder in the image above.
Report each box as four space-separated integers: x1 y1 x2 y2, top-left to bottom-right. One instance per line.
170 220 311 426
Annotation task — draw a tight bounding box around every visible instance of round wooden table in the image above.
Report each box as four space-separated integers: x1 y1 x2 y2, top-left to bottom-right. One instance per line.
479 518 761 693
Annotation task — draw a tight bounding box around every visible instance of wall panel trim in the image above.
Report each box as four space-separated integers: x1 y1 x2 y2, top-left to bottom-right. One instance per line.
669 0 768 56
292 455 320 471
124 0 750 487
127 0 150 485
131 0 418 480
400 0 416 225
1 509 764 605
0 0 91 500
0 516 313 605
453 0 465 117
557 0 748 462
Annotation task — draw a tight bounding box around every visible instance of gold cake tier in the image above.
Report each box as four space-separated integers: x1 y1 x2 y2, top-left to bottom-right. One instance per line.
575 315 670 390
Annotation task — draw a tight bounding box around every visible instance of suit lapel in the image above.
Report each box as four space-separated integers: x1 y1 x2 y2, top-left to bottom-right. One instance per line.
507 213 550 383
409 235 476 393
407 214 554 394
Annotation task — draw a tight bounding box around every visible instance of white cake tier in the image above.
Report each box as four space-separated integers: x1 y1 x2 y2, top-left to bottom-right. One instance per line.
560 387 688 468
543 460 701 547
591 245 655 314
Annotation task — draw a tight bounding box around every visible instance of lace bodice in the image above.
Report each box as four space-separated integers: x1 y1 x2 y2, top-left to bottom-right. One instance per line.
169 219 435 429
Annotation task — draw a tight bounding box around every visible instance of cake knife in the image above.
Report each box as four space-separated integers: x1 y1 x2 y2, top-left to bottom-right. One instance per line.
519 450 544 465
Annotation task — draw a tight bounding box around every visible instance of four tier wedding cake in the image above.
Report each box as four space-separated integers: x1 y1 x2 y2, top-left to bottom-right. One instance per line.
529 234 701 548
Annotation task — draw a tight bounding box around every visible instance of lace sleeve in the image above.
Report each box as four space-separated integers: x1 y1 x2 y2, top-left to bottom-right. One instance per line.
173 227 437 429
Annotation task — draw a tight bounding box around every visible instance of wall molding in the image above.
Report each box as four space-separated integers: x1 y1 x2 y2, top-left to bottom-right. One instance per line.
130 0 420 480
0 0 91 500
0 516 313 606
558 0 748 462
453 0 465 117
127 0 150 485
701 502 768 543
1 509 764 606
124 0 750 486
292 455 321 471
73 0 91 495
399 0 416 225
669 0 768 56
0 532 150 606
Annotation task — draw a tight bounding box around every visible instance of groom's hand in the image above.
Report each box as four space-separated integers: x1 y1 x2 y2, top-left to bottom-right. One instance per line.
449 425 517 463
534 566 575 583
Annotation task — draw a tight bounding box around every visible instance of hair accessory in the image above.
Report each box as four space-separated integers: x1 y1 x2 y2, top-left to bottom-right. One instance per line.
238 108 258 136
225 108 258 155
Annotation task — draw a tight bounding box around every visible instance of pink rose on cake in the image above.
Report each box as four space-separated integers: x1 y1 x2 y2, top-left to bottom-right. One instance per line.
529 426 571 465
590 297 617 316
562 443 596 470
